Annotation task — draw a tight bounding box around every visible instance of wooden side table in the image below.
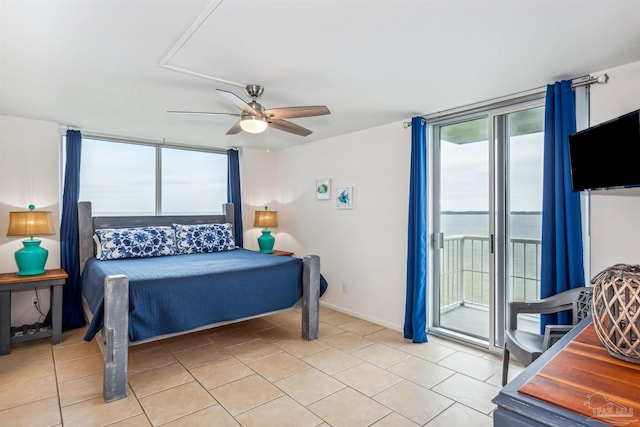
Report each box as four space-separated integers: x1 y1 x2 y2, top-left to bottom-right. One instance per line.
271 250 294 256
0 268 67 355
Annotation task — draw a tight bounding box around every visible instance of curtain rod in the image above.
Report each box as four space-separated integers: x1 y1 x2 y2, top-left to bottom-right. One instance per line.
404 73 608 127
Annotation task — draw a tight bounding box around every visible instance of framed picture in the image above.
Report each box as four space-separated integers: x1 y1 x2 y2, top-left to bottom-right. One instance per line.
315 178 331 200
336 186 352 209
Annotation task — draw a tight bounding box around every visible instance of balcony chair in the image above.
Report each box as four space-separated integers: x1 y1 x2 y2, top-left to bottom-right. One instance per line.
502 286 593 386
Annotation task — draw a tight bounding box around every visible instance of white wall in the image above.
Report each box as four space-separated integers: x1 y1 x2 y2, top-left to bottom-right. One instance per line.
273 121 411 330
0 115 61 325
588 60 640 275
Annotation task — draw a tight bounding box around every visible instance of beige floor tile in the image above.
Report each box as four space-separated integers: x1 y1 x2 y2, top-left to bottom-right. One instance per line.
352 342 411 368
388 356 455 389
431 373 500 415
438 339 490 357
485 361 524 387
0 396 61 427
318 322 346 339
172 341 231 369
139 381 216 425
366 328 410 348
0 356 54 384
58 372 103 406
128 340 164 355
268 310 304 329
189 356 255 389
0 340 52 368
210 374 283 416
398 341 456 363
334 362 402 397
275 337 330 357
226 338 282 363
55 353 104 382
162 404 239 427
425 402 493 427
128 362 194 398
374 380 454 425
236 395 323 427
254 325 303 343
275 367 346 406
437 351 501 381
248 351 310 382
340 318 385 336
371 412 420 427
53 339 100 362
160 331 214 353
61 390 142 426
59 326 90 347
308 388 391 427
302 347 362 375
128 345 177 374
321 332 374 353
0 374 57 411
109 413 153 426
209 327 261 348
319 309 358 326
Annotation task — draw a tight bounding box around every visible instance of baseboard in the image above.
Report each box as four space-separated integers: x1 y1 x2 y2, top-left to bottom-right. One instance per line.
319 301 403 332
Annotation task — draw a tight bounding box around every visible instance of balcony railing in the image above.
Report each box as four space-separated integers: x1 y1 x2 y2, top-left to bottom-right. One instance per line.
440 235 542 311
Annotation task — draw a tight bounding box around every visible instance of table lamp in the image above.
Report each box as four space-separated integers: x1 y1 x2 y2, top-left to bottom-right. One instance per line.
7 205 55 275
253 206 278 253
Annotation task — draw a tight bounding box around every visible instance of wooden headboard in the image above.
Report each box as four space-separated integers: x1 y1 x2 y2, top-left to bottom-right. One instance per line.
78 201 235 273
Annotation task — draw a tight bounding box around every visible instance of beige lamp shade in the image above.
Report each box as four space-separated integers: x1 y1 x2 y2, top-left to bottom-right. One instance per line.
7 210 55 237
254 210 278 228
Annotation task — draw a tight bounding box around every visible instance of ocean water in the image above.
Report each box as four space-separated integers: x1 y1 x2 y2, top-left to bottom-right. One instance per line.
441 212 541 240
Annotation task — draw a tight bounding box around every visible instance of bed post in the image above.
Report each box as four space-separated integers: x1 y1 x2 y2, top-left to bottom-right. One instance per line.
103 274 129 402
78 201 94 274
302 255 320 340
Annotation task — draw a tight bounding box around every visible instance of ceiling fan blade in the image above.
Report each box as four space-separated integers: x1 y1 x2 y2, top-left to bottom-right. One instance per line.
264 106 330 119
268 119 313 137
226 121 242 135
167 110 240 117
216 89 257 115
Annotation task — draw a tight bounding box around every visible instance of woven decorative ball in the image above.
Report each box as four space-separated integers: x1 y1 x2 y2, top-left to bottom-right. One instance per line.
591 264 640 364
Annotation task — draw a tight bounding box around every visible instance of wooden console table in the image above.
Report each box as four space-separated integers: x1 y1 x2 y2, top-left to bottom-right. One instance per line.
493 316 640 426
0 269 67 355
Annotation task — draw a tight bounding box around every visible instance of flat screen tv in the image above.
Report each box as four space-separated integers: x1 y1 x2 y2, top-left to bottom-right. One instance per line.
568 109 640 191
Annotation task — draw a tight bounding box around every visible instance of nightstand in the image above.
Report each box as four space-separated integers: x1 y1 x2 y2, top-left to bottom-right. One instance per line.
0 268 67 355
271 250 294 257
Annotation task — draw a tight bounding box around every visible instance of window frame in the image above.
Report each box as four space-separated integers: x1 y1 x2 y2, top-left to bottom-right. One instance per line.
62 133 228 216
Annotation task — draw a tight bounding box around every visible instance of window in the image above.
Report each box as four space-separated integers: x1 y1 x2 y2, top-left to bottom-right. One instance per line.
79 137 227 215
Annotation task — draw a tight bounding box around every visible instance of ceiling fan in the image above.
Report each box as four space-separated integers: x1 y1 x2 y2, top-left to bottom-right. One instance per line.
168 84 330 137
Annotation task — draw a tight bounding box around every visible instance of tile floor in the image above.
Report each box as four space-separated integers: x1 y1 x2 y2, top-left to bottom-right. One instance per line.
0 306 524 426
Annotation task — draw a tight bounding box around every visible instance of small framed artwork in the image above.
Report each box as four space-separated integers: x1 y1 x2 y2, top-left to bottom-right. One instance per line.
316 178 331 200
336 186 352 209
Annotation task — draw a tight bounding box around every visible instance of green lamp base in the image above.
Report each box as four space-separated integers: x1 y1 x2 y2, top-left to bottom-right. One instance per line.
257 229 275 254
15 239 48 276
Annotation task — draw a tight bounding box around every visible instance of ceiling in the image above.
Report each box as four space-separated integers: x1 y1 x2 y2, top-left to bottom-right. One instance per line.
2 0 640 151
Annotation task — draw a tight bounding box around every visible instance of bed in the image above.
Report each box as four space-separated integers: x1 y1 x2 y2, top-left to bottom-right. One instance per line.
78 201 323 402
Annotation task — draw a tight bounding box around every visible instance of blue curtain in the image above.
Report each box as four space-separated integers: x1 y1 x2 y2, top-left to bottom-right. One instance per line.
60 130 86 330
540 80 585 332
404 116 428 343
227 149 244 248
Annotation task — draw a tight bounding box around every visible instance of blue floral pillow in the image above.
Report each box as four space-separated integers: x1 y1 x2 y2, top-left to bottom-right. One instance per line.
94 226 176 260
174 223 236 254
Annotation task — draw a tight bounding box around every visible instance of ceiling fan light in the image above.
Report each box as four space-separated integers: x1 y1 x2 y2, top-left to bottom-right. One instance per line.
240 116 268 134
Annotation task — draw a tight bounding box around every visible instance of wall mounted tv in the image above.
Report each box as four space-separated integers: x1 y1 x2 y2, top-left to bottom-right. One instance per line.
568 109 640 191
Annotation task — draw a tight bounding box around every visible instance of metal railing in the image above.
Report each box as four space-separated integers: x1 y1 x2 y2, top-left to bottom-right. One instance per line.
440 235 542 311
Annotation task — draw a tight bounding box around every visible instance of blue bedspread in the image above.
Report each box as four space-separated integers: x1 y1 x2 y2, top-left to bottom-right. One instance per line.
82 249 327 342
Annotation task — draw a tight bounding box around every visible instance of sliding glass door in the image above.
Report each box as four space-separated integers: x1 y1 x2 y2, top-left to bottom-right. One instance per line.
431 101 545 348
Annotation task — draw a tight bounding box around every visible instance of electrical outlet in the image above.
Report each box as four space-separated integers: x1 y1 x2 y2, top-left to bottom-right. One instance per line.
342 283 347 293
32 296 38 307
